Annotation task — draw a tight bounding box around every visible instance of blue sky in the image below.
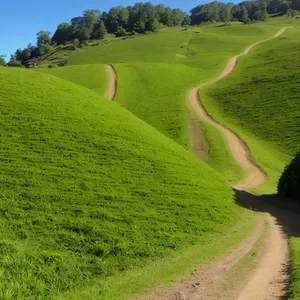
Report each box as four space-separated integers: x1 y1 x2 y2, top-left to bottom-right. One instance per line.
0 0 204 59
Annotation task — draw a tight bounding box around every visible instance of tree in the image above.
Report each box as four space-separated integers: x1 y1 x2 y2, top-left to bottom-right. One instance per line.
72 38 80 49
220 3 233 23
182 14 191 26
36 31 51 47
21 48 32 62
287 8 299 17
83 9 101 28
278 152 300 200
240 5 249 23
147 17 160 32
107 6 129 32
158 6 173 26
91 20 107 39
133 20 146 33
114 28 127 37
7 55 22 67
0 55 6 66
172 8 186 26
52 23 71 45
279 0 291 13
38 44 53 56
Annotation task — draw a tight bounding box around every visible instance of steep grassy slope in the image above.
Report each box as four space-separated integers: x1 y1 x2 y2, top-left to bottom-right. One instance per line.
290 238 300 299
0 67 249 299
68 23 281 71
47 23 285 183
41 62 246 182
38 64 108 95
201 26 300 192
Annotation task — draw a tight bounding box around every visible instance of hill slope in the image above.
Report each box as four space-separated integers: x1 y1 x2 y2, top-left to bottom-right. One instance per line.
201 26 300 192
0 67 246 299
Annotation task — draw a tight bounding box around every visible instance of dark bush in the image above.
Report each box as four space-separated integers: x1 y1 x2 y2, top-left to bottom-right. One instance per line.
48 64 58 68
58 59 68 67
278 152 300 200
114 28 127 37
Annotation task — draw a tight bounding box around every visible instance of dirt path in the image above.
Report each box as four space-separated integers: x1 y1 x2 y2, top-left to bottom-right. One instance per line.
105 64 117 100
142 27 291 300
187 27 290 300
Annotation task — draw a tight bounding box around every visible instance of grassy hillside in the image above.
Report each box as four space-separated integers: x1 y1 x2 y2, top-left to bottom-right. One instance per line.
38 64 108 95
0 66 251 299
201 26 300 192
45 23 286 183
290 238 300 299
68 23 281 71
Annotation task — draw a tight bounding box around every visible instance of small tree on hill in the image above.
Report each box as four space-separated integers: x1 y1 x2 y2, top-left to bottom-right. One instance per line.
91 20 107 39
114 28 127 37
240 5 250 23
37 31 51 47
72 38 80 49
147 17 160 32
0 55 6 66
7 55 22 67
278 152 300 200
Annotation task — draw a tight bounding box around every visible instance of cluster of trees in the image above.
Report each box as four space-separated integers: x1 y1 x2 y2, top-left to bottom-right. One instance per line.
51 4 190 45
6 3 189 66
278 152 300 201
190 0 299 24
3 0 299 67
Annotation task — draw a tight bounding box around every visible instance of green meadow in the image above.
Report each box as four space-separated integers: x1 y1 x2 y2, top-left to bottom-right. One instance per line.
0 66 252 299
3 16 300 298
39 64 108 95
199 21 300 297
48 22 287 182
201 24 300 193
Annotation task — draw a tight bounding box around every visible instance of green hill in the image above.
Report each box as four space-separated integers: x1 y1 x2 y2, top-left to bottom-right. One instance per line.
43 23 285 183
201 25 300 192
0 66 251 299
38 64 108 95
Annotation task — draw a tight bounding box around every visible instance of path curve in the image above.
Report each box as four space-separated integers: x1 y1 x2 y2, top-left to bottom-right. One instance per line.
105 64 117 100
190 27 290 190
141 27 291 300
188 27 290 299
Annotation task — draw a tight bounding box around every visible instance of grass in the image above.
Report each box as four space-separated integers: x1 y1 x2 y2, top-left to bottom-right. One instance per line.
290 237 300 299
54 23 284 182
14 18 299 297
59 210 255 300
0 66 252 299
198 20 300 298
201 24 300 193
38 64 108 95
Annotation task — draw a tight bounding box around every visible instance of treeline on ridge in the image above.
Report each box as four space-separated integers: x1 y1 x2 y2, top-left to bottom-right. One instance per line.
3 0 300 67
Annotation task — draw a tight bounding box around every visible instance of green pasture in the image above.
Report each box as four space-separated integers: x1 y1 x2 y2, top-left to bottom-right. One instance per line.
39 64 108 95
201 25 300 193
0 66 251 299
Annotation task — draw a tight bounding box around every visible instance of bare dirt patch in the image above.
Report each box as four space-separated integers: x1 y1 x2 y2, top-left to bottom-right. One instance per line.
105 64 117 100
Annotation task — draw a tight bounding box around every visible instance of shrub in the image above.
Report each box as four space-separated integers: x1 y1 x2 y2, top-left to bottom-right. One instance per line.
72 38 80 50
114 28 127 37
48 64 58 68
278 152 300 200
58 59 68 67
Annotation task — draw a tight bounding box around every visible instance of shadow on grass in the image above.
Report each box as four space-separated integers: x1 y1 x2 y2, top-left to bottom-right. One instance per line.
234 189 300 299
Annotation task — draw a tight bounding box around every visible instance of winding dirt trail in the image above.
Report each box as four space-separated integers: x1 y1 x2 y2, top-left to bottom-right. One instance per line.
187 27 290 300
142 27 292 300
105 64 117 100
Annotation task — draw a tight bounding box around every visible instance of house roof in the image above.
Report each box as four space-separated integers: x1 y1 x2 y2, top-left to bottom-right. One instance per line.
24 58 38 63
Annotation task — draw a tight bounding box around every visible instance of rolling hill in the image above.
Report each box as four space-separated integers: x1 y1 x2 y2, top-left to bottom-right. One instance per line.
0 66 252 299
201 25 300 192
